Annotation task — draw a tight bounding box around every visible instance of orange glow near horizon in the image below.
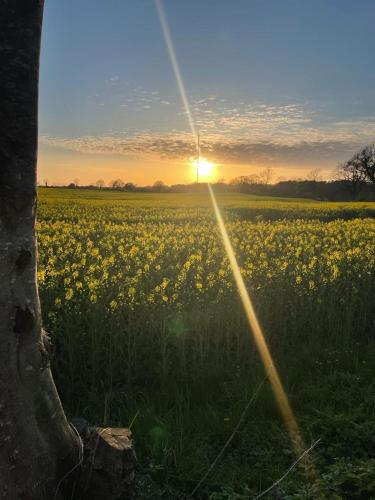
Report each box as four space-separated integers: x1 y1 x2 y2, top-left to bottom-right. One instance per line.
38 141 331 186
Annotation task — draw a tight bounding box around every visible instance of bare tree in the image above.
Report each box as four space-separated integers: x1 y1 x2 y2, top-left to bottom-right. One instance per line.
353 144 375 184
110 178 125 189
337 159 366 199
0 2 80 497
307 168 322 182
96 179 105 189
258 167 274 186
43 178 49 187
230 175 260 186
73 178 80 187
336 143 375 197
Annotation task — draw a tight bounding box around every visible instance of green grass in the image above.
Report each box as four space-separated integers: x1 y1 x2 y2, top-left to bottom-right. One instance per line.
38 187 375 498
39 187 312 204
39 187 375 221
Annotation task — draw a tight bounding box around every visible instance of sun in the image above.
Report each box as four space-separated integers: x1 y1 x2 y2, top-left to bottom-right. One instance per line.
192 158 214 181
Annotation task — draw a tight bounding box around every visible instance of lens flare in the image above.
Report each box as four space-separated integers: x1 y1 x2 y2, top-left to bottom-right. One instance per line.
208 184 304 453
155 0 309 460
155 0 199 153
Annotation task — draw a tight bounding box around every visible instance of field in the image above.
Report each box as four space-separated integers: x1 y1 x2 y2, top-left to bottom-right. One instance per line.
37 188 375 498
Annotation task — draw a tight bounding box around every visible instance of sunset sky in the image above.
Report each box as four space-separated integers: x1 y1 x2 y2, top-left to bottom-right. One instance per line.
39 0 375 186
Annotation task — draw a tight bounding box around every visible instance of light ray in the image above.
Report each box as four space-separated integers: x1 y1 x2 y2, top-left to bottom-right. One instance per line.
208 184 304 453
154 0 307 458
155 0 199 153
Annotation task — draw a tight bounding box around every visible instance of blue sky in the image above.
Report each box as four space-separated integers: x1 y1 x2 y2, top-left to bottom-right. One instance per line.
39 0 375 184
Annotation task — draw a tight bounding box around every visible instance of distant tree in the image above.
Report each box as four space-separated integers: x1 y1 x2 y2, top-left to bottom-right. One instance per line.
336 144 375 199
307 169 322 182
67 182 76 188
230 174 260 186
124 182 136 191
229 174 262 194
350 144 375 184
153 180 165 191
43 178 49 187
258 167 274 186
73 178 80 187
337 158 366 199
96 179 105 189
110 178 125 189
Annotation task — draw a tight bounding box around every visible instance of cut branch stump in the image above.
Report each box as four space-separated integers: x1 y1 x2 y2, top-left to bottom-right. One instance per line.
77 426 137 500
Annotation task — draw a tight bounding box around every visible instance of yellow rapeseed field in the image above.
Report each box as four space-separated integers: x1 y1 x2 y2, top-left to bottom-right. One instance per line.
37 189 375 321
36 188 375 497
36 187 375 390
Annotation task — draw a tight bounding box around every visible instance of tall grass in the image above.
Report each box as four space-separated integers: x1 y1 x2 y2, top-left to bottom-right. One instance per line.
37 188 375 497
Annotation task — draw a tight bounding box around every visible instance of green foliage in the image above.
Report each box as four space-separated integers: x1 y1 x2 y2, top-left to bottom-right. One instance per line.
37 188 375 498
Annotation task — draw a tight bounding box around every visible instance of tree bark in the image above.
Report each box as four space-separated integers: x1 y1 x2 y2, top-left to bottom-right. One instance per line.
0 2 80 498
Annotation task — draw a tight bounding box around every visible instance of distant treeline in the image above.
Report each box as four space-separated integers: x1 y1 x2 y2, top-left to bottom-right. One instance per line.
224 179 375 201
40 179 375 201
41 143 375 201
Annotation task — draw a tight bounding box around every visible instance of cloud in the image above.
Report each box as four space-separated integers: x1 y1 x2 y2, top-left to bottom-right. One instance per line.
39 130 370 167
40 132 196 159
208 139 358 165
40 100 375 166
123 86 173 109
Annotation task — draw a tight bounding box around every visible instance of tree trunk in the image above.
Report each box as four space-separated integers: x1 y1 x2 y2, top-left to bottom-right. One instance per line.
0 2 80 498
